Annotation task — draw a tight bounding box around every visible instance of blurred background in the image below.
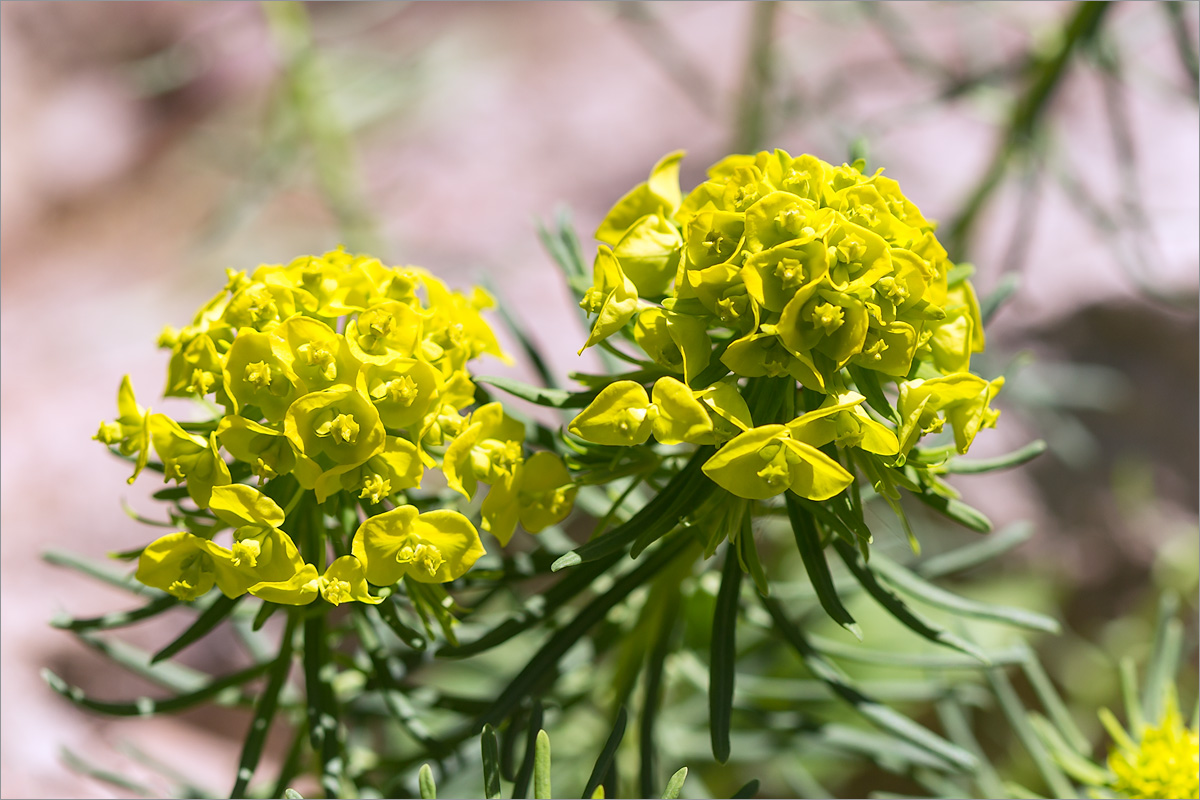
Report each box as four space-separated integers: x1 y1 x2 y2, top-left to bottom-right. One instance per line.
1 2 1196 797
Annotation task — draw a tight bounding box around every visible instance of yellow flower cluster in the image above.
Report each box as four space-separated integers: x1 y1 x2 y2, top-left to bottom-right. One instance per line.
96 249 576 605
573 149 1003 503
1106 692 1199 800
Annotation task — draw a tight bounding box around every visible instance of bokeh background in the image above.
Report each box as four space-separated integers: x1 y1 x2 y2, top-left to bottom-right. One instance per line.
2 2 1196 797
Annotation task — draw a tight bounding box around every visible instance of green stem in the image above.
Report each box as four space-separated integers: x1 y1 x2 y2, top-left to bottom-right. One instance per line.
270 719 310 799
231 612 299 798
709 543 743 764
948 1 1110 256
304 612 343 798
263 1 379 251
732 1 779 153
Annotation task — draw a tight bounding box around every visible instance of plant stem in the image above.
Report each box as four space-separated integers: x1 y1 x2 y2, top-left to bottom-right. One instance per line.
231 612 299 798
263 1 380 252
732 1 779 153
948 1 1110 256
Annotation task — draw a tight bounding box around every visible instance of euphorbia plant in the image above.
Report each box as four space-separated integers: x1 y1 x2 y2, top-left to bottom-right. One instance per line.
50 151 1075 800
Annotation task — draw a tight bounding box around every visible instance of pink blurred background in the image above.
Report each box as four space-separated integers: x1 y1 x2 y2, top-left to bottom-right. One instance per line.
2 2 1196 797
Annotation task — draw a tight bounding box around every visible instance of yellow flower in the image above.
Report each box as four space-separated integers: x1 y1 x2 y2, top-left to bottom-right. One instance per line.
609 213 683 298
285 386 387 490
248 555 381 606
633 308 711 383
418 274 510 369
352 506 485 585
514 451 577 535
702 419 854 502
442 402 526 499
595 150 684 246
314 435 424 505
897 373 1004 456
579 246 639 353
345 300 426 364
94 375 152 484
568 381 656 447
222 330 301 423
358 357 441 431
136 532 230 601
1105 690 1199 800
149 416 231 507
480 450 577 545
215 416 296 482
790 391 899 456
270 315 361 393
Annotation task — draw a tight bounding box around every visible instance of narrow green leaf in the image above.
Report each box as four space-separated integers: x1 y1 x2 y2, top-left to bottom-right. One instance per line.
533 730 552 800
710 545 743 764
873 554 1060 633
584 707 627 800
1029 713 1112 787
786 495 860 639
231 613 298 798
537 210 588 279
819 723 957 772
553 449 708 571
251 599 278 632
476 533 694 730
353 610 439 751
476 375 592 409
848 364 898 421
980 271 1020 326
1018 645 1091 754
942 439 1046 474
986 666 1075 798
1143 593 1182 723
732 778 760 798
809 634 1026 669
72 633 214 697
43 549 161 597
761 595 977 772
482 724 503 800
152 485 191 500
935 699 1007 799
376 593 427 650
52 595 179 632
408 579 461 647
486 282 560 391
911 490 993 533
735 510 770 597
833 540 991 664
442 551 622 659
631 448 715 558
1119 658 1145 734
61 747 155 797
419 764 437 800
661 767 687 800
915 522 1033 578
115 741 212 798
640 582 681 797
512 703 544 800
43 661 271 717
271 724 310 800
283 791 304 800
151 594 242 663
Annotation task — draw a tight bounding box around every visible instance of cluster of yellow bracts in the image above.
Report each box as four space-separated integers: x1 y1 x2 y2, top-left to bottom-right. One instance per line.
572 149 1004 502
97 250 576 605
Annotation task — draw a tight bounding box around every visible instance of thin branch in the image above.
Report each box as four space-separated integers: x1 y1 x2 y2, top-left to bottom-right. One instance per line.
732 1 780 154
948 1 1111 257
614 4 716 118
